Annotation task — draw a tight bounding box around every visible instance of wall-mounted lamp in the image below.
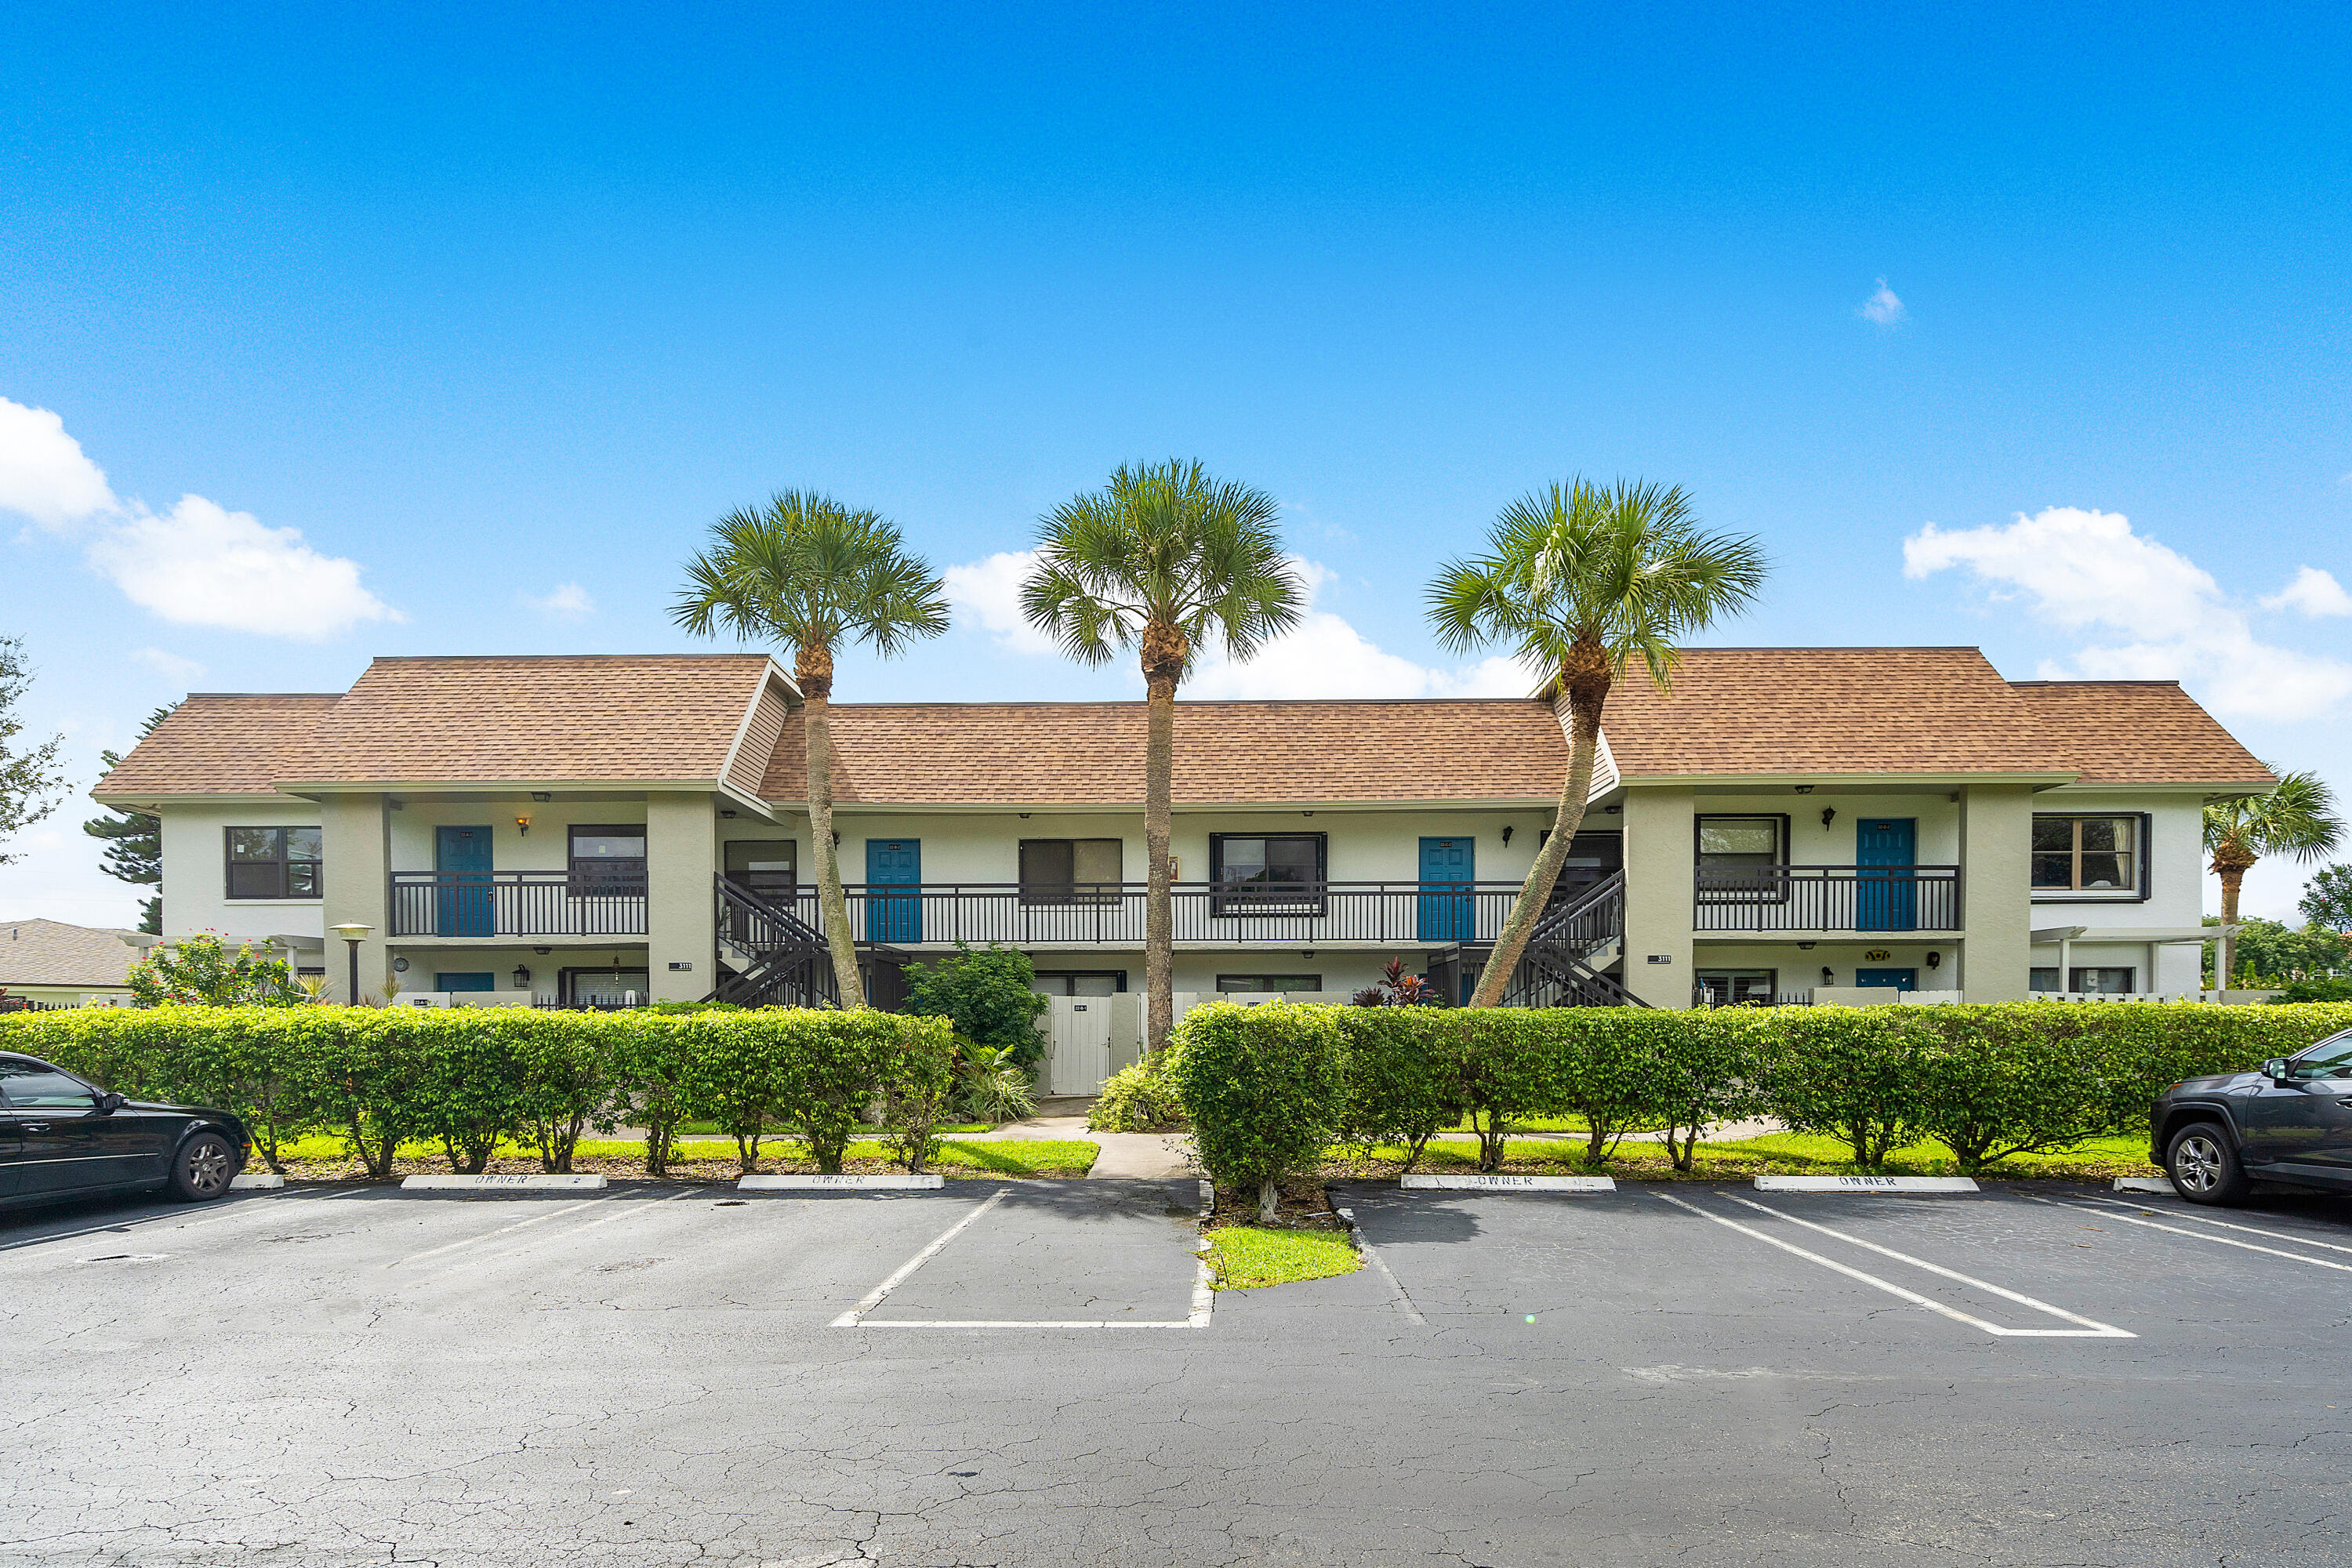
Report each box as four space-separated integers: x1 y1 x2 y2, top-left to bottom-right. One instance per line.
1018 813 1030 819
1796 942 1815 951
531 791 552 804
1820 966 1836 985
1820 807 1837 829
1302 811 1314 818
534 946 551 956
1301 950 1316 960
516 814 532 837
1602 804 1621 815
1501 825 1515 845
512 964 532 990
1794 785 1814 795
1926 951 1942 970
720 808 737 818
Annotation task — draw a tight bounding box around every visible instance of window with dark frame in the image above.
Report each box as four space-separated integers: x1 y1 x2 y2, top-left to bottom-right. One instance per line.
1032 970 1127 996
2030 966 2138 994
1018 839 1123 905
224 826 322 899
1215 974 1323 993
1694 815 1786 902
569 826 648 894
1209 833 1327 914
724 840 797 898
2031 815 2142 894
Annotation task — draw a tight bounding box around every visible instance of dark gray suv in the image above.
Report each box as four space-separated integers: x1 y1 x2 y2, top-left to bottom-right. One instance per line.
2151 1030 2352 1204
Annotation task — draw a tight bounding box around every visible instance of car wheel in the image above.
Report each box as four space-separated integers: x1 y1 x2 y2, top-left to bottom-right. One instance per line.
2166 1122 2250 1206
170 1131 237 1202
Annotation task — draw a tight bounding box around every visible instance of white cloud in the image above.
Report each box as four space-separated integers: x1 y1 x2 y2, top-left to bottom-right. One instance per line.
0 397 118 528
0 401 397 640
943 549 1062 656
129 648 205 684
2260 565 2352 619
1904 505 2352 721
1858 278 1907 326
1189 558 1539 699
521 582 596 618
85 494 401 641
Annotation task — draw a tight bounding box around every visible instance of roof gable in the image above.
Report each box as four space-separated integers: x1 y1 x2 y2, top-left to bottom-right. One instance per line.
2009 681 2273 786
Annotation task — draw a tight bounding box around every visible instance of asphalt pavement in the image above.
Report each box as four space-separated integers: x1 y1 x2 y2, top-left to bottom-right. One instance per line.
5 1174 2349 1566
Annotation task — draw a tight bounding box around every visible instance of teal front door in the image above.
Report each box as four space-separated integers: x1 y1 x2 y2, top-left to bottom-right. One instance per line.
1417 837 1475 941
1855 818 1916 932
866 839 922 943
436 826 494 937
1854 967 1917 991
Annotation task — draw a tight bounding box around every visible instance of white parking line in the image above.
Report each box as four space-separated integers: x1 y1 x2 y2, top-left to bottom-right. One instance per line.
833 1185 1216 1330
428 1188 697 1272
0 1189 344 1256
1654 1192 2133 1338
2034 1196 2352 1274
2084 1196 2352 1258
387 1197 608 1269
1335 1206 1426 1325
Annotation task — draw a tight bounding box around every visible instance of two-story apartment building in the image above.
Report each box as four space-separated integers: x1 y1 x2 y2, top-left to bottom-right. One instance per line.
93 648 2270 1080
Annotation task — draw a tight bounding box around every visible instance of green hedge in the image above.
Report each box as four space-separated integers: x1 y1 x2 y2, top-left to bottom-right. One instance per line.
0 1005 954 1178
1181 1000 2352 1177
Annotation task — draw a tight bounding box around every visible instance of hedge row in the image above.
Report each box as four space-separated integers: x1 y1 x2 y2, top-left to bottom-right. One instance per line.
0 1006 956 1177
1167 1000 2352 1202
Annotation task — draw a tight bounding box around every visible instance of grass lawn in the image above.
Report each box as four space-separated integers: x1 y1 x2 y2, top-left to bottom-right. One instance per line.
1323 1131 2158 1181
264 1134 1098 1180
1203 1226 1363 1290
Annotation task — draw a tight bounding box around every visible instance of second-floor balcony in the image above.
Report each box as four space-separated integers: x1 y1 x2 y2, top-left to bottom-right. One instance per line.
390 872 648 938
763 880 1537 948
1694 864 1962 933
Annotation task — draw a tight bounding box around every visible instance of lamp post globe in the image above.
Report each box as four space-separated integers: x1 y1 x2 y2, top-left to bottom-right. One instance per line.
328 922 374 1005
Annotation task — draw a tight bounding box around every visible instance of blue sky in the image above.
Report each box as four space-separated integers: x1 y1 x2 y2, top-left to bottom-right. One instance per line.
3 3 2348 927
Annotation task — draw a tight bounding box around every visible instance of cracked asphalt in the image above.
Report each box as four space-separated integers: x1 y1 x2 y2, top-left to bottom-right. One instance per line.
5 1175 2350 1566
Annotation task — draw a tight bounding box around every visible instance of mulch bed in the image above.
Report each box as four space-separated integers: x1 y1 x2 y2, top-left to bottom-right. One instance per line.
267 1153 1076 1184
1203 1175 1347 1231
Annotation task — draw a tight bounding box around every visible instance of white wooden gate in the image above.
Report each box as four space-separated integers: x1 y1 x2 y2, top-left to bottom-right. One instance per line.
1042 995 1112 1095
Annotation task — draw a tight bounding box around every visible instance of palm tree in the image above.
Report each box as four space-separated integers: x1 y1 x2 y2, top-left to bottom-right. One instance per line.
1429 479 1767 1008
2206 770 2342 988
674 492 950 1007
1022 460 1305 1053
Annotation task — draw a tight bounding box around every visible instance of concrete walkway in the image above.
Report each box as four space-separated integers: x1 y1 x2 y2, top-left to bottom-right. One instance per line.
965 1098 1196 1181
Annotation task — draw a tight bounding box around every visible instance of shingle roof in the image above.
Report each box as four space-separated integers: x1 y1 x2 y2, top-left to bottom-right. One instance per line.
1589 648 2067 778
0 919 152 989
274 655 780 786
2009 681 2274 786
760 700 1573 805
94 695 342 797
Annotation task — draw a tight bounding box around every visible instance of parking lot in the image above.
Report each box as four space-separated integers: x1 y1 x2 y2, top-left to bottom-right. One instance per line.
5 1176 2350 1568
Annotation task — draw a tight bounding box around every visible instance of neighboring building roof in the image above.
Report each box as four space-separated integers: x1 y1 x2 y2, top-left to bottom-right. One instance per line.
94 695 342 797
1593 648 2067 779
760 700 1573 805
0 919 153 989
2009 681 2274 786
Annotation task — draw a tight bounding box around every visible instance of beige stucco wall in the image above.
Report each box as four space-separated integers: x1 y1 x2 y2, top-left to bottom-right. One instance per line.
647 793 717 1002
1958 783 2033 1002
157 801 327 949
319 793 392 1004
1621 787 1696 1007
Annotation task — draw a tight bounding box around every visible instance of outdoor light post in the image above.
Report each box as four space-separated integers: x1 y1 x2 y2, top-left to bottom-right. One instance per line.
328 922 373 1005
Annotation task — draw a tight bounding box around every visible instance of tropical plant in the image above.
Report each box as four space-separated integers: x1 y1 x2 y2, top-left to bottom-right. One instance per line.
0 635 67 868
1021 459 1305 1052
2206 771 2343 989
902 943 1050 1071
673 492 951 1006
84 703 176 932
125 931 303 1007
950 1040 1038 1126
1350 956 1437 1007
1428 479 1767 1007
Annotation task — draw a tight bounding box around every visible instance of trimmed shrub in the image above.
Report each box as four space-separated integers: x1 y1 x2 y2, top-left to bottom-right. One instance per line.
902 943 1051 1072
1088 1058 1186 1133
1332 1007 1454 1170
1755 1007 1938 1169
1169 1002 1344 1220
1650 1010 1767 1171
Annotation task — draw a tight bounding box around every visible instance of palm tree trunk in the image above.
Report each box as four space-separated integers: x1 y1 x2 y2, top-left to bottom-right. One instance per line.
2218 864 2247 992
798 645 866 1010
1469 657 1607 1010
1143 666 1177 1054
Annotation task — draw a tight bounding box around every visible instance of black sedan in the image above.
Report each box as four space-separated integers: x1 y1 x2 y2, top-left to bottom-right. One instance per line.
0 1051 249 1210
2152 1029 2352 1204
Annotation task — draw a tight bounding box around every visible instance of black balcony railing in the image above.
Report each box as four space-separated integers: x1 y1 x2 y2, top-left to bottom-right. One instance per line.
389 872 648 938
1693 864 1962 932
779 880 1534 946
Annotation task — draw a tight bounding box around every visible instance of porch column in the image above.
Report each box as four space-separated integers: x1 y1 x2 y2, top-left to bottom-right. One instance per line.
646 793 717 1003
1958 783 2033 1002
1621 786 1696 1008
319 793 392 1004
